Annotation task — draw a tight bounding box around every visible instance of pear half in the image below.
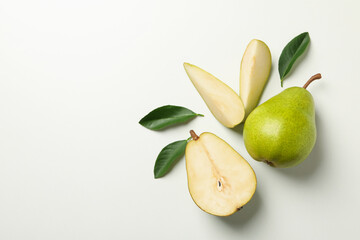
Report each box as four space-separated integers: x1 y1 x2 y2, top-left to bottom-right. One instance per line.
240 39 272 118
185 130 257 216
184 63 245 128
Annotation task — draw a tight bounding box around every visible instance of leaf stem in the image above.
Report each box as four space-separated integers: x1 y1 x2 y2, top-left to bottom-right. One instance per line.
197 113 204 117
189 130 199 141
303 73 322 89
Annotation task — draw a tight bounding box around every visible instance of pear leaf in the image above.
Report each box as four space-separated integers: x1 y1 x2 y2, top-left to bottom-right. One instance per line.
154 140 188 178
279 32 310 86
139 105 203 130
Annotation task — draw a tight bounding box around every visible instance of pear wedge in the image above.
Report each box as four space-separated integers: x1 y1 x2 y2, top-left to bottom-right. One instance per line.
185 130 257 216
184 63 245 128
240 39 272 118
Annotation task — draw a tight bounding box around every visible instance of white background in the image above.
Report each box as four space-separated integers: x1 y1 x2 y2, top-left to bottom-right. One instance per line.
0 0 359 239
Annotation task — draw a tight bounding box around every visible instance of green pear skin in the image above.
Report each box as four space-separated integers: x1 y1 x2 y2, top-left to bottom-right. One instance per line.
243 74 321 168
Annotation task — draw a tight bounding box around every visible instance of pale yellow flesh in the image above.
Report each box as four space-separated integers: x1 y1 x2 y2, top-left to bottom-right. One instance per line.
185 132 257 216
184 63 245 128
240 39 272 118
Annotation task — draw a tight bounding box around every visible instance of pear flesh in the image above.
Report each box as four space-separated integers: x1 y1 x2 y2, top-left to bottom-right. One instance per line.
186 131 257 216
243 75 320 168
184 63 245 128
240 39 272 118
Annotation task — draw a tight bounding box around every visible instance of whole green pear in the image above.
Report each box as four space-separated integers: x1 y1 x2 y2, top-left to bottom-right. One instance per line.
243 74 321 168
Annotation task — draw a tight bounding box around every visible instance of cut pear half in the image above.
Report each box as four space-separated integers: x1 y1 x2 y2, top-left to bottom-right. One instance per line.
240 39 272 118
184 63 245 128
185 130 257 216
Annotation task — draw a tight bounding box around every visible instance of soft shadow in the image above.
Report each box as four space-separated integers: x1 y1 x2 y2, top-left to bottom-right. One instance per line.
276 112 324 179
217 191 262 228
265 57 275 89
231 122 244 135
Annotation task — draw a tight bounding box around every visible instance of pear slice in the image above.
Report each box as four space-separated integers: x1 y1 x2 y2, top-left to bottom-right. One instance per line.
184 63 245 128
240 39 272 118
185 130 257 216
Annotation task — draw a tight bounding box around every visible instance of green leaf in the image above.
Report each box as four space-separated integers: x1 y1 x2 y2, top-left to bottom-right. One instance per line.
139 105 203 130
279 32 310 86
154 140 187 178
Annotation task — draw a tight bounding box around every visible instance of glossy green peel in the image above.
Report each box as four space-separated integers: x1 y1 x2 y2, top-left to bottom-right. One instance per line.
243 74 321 168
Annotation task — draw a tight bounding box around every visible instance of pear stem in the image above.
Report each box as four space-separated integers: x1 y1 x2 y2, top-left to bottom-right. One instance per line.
303 73 322 89
190 130 199 141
